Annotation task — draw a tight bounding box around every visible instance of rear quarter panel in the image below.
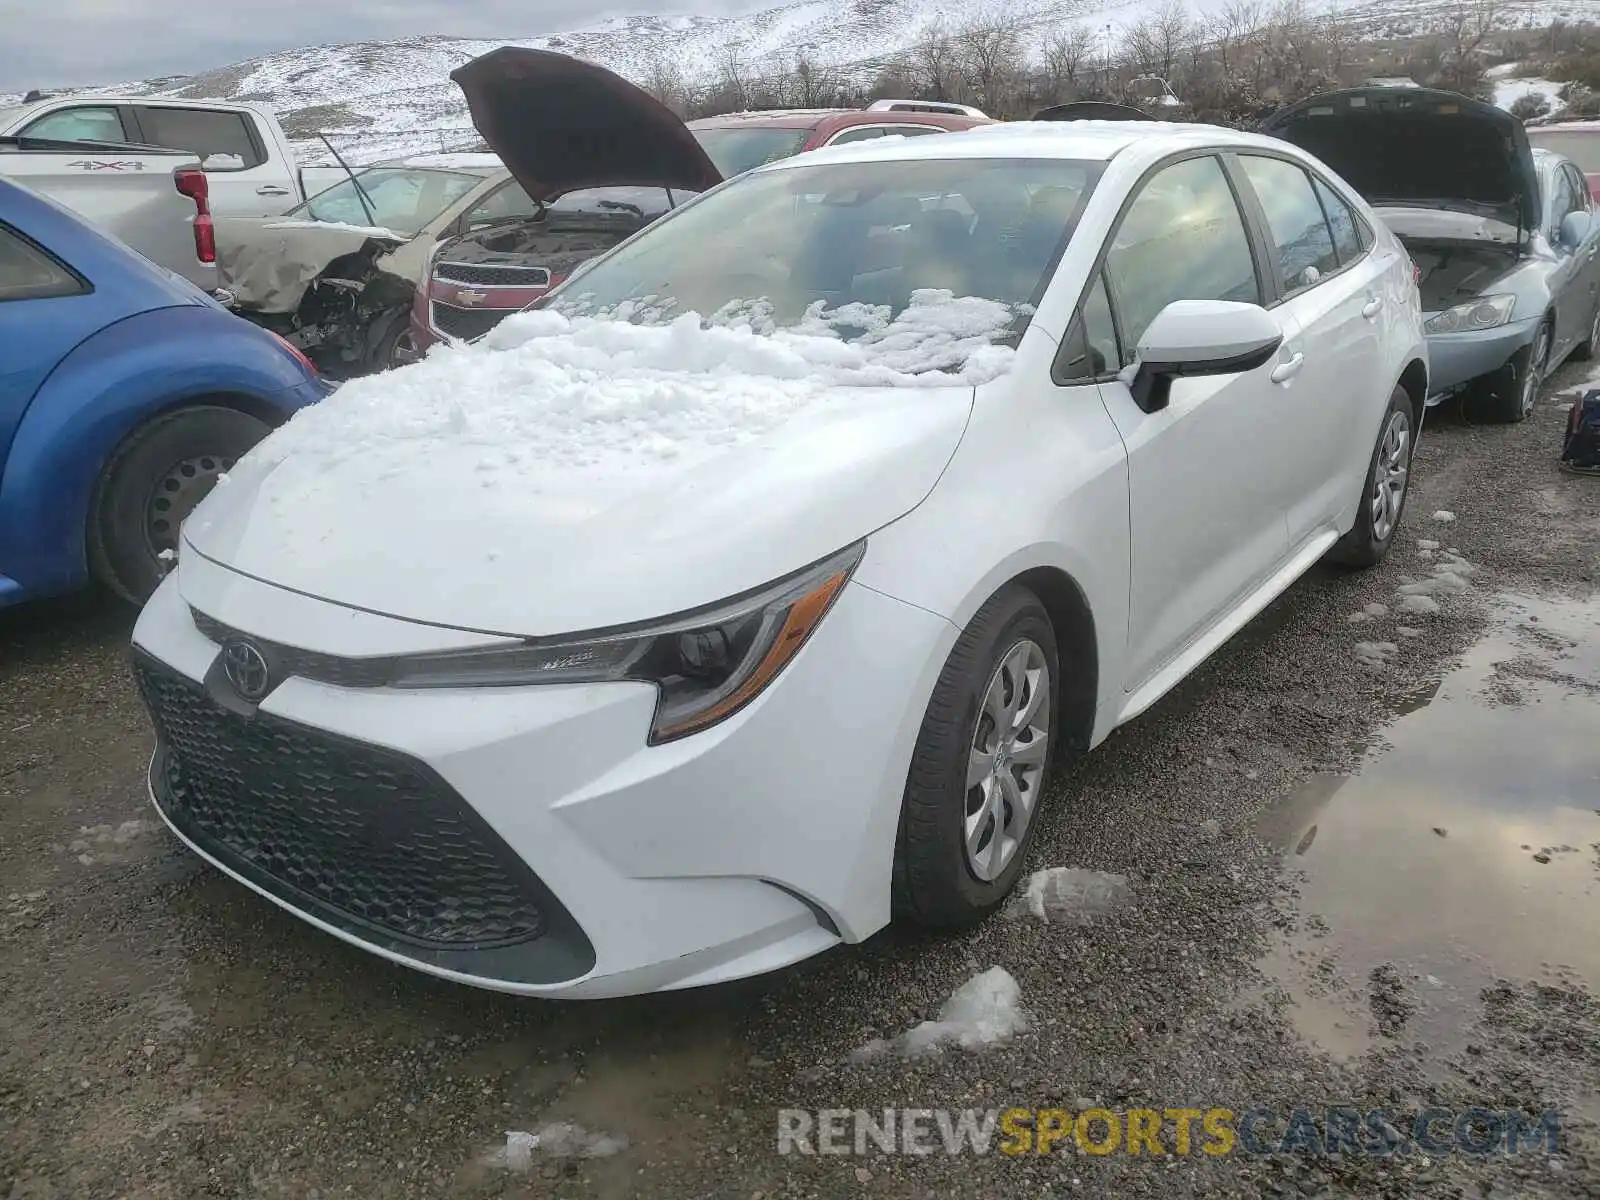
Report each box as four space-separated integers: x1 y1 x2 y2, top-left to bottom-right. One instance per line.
0 305 320 599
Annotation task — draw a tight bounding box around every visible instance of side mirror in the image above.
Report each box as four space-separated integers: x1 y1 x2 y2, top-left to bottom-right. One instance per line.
1127 300 1284 414
1559 209 1593 251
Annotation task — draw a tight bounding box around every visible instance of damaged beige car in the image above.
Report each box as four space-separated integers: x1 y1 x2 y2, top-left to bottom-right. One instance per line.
214 157 540 377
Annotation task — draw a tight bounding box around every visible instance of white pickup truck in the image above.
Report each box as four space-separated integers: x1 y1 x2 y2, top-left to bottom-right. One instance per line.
0 95 339 217
0 133 218 290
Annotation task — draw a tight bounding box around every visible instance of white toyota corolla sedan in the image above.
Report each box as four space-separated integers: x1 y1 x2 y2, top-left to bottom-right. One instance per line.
131 120 1428 999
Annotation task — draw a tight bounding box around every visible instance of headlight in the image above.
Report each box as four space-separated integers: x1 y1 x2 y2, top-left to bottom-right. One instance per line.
1425 294 1515 334
388 542 865 743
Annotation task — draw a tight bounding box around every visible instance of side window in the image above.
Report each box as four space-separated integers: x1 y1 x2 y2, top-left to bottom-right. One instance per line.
1104 154 1260 359
1057 273 1120 383
1238 155 1340 295
890 126 946 138
1568 166 1593 212
465 181 540 228
135 107 264 171
0 224 86 302
828 126 887 146
1312 176 1363 266
19 106 128 143
1560 166 1590 219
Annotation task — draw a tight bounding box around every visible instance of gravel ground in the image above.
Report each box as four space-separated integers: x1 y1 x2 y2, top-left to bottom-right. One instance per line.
3 361 1599 1200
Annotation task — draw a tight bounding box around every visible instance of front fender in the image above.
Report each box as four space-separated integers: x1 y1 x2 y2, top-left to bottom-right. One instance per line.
0 305 324 602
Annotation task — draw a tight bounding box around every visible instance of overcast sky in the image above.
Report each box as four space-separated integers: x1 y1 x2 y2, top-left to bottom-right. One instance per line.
1 0 737 94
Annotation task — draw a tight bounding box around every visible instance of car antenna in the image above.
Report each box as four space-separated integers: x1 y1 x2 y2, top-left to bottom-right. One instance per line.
317 132 380 230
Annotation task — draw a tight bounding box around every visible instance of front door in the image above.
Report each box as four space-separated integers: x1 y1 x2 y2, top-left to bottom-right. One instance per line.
1089 153 1292 693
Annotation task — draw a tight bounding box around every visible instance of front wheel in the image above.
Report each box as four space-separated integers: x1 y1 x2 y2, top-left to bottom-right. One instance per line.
1329 386 1415 569
893 585 1060 928
88 406 272 604
1467 323 1549 424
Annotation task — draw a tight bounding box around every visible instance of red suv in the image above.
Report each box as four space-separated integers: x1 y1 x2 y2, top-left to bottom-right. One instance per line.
405 53 991 359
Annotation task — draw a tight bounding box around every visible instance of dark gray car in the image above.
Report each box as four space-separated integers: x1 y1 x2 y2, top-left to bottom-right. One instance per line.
1263 86 1600 423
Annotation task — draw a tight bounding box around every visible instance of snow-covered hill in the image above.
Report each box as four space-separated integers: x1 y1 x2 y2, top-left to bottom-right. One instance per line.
3 0 1590 165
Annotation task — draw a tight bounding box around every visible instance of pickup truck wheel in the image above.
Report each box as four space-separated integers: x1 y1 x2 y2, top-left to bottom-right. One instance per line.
88 406 271 604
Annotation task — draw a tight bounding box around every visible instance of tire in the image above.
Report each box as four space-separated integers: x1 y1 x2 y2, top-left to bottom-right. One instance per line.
1575 300 1600 363
87 405 271 604
1329 386 1415 569
365 306 412 374
1466 322 1549 424
893 585 1061 929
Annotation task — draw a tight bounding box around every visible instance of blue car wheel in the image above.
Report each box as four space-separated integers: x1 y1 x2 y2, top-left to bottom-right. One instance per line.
87 405 272 603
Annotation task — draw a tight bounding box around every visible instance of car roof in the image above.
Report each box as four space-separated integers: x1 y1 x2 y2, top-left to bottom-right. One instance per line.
747 119 1288 167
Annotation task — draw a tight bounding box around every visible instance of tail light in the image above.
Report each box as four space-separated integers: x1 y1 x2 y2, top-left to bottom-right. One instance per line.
272 332 319 377
174 167 215 264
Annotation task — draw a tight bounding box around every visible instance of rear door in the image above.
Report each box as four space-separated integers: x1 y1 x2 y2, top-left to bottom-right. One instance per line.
130 105 289 217
0 220 99 473
1549 161 1599 358
1084 152 1292 693
1231 152 1391 547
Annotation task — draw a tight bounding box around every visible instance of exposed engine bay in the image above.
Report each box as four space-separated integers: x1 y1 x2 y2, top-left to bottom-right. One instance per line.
1402 239 1522 312
445 202 654 277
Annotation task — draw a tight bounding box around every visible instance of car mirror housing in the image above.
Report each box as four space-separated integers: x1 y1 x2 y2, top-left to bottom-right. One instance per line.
1128 300 1285 414
1558 209 1593 251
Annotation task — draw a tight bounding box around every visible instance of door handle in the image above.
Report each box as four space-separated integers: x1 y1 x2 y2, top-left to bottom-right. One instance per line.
255 184 291 196
1362 296 1383 319
1270 352 1305 384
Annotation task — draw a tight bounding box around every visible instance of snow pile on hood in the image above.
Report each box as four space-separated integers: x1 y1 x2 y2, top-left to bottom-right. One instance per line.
251 290 1017 486
851 966 1029 1061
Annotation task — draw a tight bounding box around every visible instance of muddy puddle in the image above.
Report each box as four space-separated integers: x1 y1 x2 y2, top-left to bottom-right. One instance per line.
1249 591 1600 1061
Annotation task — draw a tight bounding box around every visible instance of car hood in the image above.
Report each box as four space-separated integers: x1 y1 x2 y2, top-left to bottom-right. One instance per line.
215 216 409 313
180 386 974 637
450 47 724 204
1260 86 1541 235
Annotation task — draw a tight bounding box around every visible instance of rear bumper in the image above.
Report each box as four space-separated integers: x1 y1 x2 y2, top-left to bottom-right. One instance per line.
1424 315 1541 398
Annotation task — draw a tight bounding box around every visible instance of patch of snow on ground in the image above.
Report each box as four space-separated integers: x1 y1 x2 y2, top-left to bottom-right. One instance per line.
1397 594 1442 615
852 967 1028 1061
487 1123 627 1171
1493 76 1567 115
1418 539 1440 550
256 291 1018 486
1005 867 1131 926
1431 510 1456 522
1355 641 1399 671
1392 550 1477 616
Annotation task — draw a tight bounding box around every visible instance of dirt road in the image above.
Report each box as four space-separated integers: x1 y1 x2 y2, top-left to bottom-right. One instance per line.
4 363 1599 1199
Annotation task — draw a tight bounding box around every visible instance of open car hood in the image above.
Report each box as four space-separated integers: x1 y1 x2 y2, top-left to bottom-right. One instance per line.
1033 101 1154 122
450 47 724 203
1260 86 1540 235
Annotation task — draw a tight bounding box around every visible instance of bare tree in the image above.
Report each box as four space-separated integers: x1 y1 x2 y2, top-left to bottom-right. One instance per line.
791 50 841 107
1209 0 1265 77
956 15 1024 113
641 55 688 115
715 41 753 111
1123 0 1191 84
913 21 965 101
1043 24 1097 98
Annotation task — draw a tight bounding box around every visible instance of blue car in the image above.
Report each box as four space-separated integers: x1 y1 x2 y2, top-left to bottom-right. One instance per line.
1 176 332 607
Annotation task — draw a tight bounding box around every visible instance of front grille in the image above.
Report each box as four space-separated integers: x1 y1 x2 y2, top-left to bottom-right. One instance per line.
435 261 551 287
431 301 514 342
133 652 550 951
189 608 394 688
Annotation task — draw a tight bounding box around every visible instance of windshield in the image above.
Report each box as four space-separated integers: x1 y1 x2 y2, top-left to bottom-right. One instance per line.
547 156 1102 365
1528 130 1600 174
690 127 811 178
290 167 481 235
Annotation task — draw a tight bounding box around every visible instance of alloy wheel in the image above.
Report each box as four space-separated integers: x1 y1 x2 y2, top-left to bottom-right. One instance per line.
964 638 1052 882
1521 327 1549 418
1369 408 1411 544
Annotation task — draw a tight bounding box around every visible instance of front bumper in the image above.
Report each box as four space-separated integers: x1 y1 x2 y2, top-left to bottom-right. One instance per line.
130 554 954 998
1424 314 1541 398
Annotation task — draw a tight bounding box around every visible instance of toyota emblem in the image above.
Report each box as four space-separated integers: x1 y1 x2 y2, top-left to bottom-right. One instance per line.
221 638 272 702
